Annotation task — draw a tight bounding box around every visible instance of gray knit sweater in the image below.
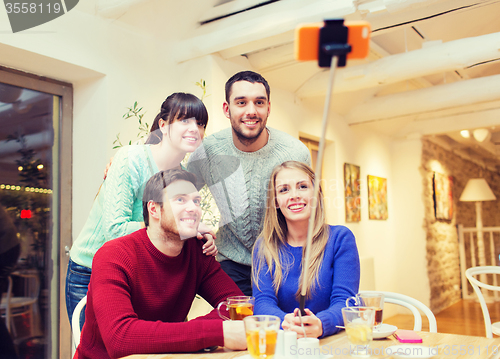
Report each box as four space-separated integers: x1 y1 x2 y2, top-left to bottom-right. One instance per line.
187 127 311 266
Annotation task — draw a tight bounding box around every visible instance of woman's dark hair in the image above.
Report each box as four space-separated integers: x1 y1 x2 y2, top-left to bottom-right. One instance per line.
145 93 209 145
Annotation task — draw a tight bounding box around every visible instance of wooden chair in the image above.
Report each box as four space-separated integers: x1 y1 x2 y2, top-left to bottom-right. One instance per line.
360 290 437 332
465 266 500 338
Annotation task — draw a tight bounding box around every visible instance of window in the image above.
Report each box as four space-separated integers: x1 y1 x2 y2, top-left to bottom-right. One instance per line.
300 136 320 171
0 66 72 358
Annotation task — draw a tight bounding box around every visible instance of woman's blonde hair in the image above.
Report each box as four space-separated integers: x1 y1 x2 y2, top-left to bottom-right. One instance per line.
252 161 329 299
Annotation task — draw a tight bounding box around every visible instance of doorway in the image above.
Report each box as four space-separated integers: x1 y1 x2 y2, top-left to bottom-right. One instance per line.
0 66 72 358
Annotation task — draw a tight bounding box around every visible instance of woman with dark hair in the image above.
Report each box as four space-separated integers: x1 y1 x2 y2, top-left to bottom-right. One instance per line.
252 161 360 338
65 93 214 324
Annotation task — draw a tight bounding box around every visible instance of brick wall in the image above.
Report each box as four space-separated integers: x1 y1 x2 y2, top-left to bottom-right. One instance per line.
421 139 500 312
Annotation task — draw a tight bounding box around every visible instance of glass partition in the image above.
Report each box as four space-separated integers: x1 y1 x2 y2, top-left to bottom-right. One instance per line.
0 69 73 358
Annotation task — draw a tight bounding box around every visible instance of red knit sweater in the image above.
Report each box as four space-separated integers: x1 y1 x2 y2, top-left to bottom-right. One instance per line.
75 229 243 359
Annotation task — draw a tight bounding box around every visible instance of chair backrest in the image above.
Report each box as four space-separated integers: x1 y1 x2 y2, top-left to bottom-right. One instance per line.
465 266 500 338
360 290 437 332
0 276 14 332
72 295 87 348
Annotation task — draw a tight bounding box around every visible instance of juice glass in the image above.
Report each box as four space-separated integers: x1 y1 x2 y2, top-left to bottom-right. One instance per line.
243 315 281 359
342 307 375 357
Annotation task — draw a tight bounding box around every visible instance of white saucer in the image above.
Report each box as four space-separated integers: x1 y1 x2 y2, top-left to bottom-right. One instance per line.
373 324 398 339
386 344 436 358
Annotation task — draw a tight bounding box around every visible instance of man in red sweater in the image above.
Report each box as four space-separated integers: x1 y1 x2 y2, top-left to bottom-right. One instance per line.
75 169 247 359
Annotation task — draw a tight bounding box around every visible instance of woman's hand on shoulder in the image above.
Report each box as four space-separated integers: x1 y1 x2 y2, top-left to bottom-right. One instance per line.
197 222 218 257
282 308 323 339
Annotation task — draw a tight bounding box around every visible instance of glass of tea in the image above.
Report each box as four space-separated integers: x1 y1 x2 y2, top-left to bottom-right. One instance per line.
217 296 255 320
243 315 281 359
346 292 384 329
342 307 375 357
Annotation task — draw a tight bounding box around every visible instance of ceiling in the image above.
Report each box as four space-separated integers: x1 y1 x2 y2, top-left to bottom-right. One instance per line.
90 0 500 171
6 0 500 172
236 0 500 172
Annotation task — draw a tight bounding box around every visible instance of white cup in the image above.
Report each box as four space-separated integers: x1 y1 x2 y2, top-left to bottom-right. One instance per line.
284 331 298 358
297 338 320 359
275 330 285 358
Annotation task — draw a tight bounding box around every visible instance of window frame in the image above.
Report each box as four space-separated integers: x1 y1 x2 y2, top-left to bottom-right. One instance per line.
0 65 73 358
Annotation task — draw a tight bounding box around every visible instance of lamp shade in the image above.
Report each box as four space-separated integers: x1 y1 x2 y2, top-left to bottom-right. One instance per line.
459 178 496 202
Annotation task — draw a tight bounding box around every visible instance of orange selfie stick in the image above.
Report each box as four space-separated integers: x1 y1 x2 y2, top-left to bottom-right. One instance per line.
295 19 370 318
295 19 370 67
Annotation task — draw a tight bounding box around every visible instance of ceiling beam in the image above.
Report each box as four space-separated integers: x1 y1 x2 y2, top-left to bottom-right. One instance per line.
173 0 357 63
347 73 500 124
297 31 500 97
426 136 499 171
394 106 500 138
174 0 484 64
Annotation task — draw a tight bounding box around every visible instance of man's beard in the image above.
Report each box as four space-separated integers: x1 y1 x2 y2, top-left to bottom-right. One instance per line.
230 112 267 147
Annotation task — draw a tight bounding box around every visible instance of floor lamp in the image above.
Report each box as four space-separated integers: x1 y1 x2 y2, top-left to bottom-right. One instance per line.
460 178 497 298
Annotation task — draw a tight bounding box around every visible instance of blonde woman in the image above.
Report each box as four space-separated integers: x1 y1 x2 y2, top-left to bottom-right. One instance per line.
252 161 360 338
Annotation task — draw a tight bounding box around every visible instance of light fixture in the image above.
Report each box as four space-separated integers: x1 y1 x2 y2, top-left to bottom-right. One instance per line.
37 164 44 170
460 130 470 139
473 128 491 143
460 178 497 294
460 179 496 202
18 166 23 171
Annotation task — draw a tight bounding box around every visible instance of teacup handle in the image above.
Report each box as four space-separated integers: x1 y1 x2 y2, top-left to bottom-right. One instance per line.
217 301 231 321
345 296 358 307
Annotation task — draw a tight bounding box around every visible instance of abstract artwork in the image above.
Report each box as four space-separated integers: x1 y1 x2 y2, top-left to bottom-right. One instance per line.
344 163 361 222
433 172 453 220
367 175 388 220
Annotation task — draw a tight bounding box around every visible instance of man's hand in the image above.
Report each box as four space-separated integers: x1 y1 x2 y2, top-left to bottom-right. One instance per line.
222 320 247 350
197 222 218 257
282 308 323 338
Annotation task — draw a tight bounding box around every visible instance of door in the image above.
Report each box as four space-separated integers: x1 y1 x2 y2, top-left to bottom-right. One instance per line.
0 66 72 358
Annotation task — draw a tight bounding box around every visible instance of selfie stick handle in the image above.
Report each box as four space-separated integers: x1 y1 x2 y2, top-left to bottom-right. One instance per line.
299 55 339 316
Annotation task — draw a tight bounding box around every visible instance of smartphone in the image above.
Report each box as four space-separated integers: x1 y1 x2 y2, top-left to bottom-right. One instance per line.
295 20 370 65
394 329 423 343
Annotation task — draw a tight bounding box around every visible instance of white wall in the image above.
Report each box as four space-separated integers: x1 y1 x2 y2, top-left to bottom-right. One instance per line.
391 138 429 305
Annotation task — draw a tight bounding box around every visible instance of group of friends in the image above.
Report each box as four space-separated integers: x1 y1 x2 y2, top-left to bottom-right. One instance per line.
66 71 361 359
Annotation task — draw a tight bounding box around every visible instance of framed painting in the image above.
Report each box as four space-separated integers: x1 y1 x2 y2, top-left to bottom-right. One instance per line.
344 163 361 222
367 175 388 220
433 172 453 220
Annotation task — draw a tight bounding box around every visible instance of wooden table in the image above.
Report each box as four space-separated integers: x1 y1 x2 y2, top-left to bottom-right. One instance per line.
123 331 500 359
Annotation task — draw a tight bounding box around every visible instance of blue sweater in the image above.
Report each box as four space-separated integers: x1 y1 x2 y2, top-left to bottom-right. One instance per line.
252 225 360 337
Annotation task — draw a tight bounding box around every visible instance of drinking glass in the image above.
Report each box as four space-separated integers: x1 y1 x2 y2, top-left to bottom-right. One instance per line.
346 292 384 328
342 307 375 357
243 315 281 359
217 296 255 320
